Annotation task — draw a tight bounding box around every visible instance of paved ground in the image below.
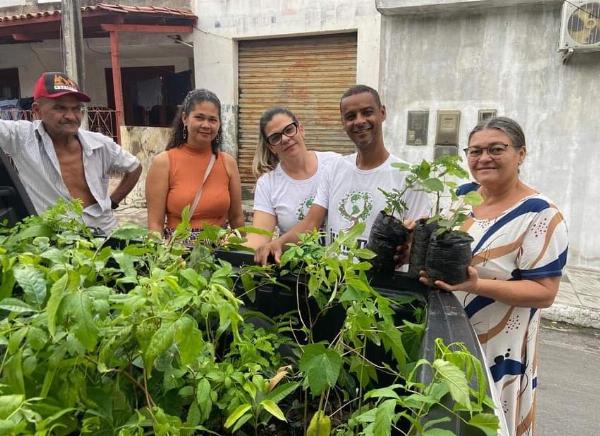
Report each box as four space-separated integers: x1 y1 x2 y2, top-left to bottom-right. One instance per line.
536 321 600 435
114 206 600 330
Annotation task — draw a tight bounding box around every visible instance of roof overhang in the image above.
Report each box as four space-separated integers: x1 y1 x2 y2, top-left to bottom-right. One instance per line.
0 3 196 44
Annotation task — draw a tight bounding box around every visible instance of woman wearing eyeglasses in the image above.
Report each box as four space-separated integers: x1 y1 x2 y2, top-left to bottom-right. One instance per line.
421 116 568 435
246 107 340 248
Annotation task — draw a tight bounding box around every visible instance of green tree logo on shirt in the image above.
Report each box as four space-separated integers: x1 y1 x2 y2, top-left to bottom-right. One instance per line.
337 191 373 224
297 196 314 221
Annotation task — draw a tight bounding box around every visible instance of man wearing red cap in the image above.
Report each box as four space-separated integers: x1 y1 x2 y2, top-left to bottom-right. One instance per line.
0 72 142 234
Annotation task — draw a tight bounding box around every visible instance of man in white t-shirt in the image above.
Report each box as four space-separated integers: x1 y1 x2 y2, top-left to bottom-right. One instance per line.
254 85 430 264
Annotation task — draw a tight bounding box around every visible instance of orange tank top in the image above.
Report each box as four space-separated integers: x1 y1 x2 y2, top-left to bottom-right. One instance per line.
166 145 230 229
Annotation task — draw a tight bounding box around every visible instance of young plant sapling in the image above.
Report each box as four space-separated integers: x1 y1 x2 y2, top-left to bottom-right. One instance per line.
366 165 418 274
423 160 483 285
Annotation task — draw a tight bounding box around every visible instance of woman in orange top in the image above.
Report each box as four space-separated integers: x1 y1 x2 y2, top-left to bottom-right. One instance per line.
146 89 244 236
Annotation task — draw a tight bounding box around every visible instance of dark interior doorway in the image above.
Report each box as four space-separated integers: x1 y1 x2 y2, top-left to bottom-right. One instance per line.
0 68 20 100
105 66 192 127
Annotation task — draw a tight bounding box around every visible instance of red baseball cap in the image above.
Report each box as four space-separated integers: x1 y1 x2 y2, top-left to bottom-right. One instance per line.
33 72 90 102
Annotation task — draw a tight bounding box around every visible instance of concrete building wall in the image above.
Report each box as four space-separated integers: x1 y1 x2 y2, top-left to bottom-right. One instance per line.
192 0 382 156
378 2 600 269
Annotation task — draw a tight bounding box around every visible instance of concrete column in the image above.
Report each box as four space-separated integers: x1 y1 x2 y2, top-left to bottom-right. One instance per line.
193 31 238 157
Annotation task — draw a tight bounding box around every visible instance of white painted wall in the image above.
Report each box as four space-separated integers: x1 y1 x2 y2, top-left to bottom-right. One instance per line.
192 0 382 155
379 3 600 269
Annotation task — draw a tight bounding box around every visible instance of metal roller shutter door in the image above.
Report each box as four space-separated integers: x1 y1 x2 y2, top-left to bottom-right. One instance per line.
238 33 357 183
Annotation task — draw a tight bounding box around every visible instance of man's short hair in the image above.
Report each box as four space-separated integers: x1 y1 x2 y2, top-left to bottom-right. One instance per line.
340 85 382 108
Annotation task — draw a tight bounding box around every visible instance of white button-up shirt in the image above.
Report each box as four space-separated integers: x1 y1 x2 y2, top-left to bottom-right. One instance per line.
0 119 140 233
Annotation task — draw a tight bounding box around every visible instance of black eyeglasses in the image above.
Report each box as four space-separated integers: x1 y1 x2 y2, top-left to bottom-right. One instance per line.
265 122 298 146
463 143 518 159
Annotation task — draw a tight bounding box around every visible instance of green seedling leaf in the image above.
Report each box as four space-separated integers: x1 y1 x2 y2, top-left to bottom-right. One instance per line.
112 252 137 279
353 248 377 260
422 417 452 431
422 428 456 436
110 224 148 240
175 316 203 366
369 398 396 436
0 298 36 313
421 178 445 193
144 322 175 372
62 292 99 351
46 273 68 337
260 399 286 421
14 223 52 241
0 395 25 419
238 225 273 237
243 382 257 399
364 385 403 400
231 413 253 434
299 344 342 395
14 266 47 308
433 359 470 409
5 350 25 394
196 378 212 422
467 413 500 436
0 394 24 420
391 162 411 171
27 326 49 351
266 382 300 404
307 410 331 436
224 404 252 429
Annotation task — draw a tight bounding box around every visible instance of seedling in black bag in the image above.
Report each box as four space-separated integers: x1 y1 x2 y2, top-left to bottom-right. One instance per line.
366 174 415 274
421 155 483 285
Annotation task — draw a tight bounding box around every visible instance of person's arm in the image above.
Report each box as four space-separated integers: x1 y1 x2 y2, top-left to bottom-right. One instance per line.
0 120 21 156
254 204 327 265
145 152 170 233
110 164 142 205
426 266 560 308
246 210 277 249
223 153 244 228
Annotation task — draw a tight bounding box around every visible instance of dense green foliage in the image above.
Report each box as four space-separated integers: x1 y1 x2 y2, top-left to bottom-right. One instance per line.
0 202 498 435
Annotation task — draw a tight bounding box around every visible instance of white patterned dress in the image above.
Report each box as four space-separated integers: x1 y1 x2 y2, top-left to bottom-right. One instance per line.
455 182 569 436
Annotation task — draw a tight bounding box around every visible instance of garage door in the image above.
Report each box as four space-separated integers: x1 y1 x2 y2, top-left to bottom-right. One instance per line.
238 33 357 183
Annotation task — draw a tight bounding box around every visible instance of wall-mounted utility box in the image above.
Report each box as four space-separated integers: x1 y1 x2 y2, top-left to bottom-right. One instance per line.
435 110 460 145
478 109 497 122
406 110 429 145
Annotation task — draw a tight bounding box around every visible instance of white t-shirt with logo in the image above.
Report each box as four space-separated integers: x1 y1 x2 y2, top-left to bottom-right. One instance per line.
253 151 340 233
313 153 431 246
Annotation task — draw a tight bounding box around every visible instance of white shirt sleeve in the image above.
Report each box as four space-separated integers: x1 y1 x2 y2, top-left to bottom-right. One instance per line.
312 159 333 210
105 138 140 173
0 120 25 157
253 173 276 216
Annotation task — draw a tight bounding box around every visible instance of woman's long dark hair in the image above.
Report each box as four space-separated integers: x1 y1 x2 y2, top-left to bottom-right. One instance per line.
166 89 223 156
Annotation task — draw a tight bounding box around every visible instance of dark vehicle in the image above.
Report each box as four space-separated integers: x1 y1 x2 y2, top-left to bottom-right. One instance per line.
0 149 36 226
